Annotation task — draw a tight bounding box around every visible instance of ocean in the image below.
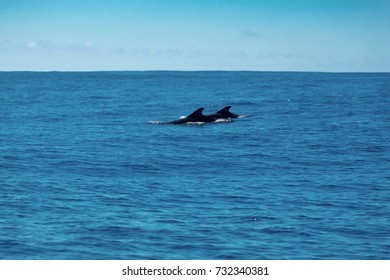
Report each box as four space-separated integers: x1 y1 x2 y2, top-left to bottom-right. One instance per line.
0 71 389 259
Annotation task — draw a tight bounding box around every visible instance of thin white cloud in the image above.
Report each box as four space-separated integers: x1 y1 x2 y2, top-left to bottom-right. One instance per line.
109 46 149 56
26 41 38 48
84 41 94 49
156 49 182 57
23 40 96 52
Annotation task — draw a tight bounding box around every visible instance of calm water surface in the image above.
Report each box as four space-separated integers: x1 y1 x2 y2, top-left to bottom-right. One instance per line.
0 71 389 259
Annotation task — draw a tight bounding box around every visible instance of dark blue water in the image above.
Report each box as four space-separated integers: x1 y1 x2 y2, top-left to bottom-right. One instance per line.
1 71 389 259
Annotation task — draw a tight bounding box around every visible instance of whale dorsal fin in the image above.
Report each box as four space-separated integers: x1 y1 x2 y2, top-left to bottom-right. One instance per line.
187 108 204 118
217 106 231 114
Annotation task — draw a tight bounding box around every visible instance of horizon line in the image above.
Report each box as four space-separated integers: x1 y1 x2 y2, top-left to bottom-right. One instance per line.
1 69 389 74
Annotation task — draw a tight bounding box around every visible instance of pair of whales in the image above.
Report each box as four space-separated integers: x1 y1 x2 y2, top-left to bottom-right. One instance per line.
167 106 240 124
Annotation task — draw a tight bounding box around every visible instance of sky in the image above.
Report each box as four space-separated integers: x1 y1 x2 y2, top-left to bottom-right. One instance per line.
1 0 389 71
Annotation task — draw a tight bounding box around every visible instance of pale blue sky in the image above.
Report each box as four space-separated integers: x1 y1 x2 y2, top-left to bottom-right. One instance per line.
1 0 389 71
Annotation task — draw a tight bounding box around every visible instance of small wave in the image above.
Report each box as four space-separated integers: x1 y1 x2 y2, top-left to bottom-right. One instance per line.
214 118 232 123
186 121 206 125
149 118 237 125
148 120 210 125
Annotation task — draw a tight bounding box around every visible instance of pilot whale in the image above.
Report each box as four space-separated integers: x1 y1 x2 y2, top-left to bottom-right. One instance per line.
167 108 215 124
206 106 240 120
150 106 243 125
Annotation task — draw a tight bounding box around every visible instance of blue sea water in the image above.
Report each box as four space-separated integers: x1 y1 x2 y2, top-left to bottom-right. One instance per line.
0 71 389 260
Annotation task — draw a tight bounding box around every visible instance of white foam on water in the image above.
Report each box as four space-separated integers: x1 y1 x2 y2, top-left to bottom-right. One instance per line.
214 118 232 123
186 121 206 125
